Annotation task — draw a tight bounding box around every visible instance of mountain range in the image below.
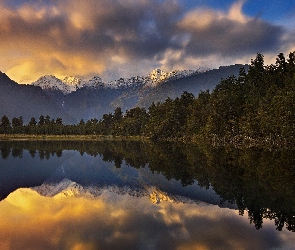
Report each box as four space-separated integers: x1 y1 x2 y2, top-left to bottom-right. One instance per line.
0 64 248 123
32 178 189 204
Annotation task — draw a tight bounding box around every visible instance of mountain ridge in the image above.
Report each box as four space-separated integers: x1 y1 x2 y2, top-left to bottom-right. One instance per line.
31 68 209 94
0 64 248 123
32 178 209 205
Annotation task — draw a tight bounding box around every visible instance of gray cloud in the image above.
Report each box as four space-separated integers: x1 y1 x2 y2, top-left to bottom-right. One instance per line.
180 18 284 57
0 0 291 83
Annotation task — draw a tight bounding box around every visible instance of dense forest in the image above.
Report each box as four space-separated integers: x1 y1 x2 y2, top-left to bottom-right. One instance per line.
1 52 295 146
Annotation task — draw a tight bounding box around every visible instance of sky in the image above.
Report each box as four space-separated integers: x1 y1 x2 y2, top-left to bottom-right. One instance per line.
0 0 295 83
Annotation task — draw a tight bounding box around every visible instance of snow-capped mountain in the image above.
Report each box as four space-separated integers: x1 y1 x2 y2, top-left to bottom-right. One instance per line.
31 75 98 94
62 76 81 87
84 76 104 89
146 68 207 87
32 178 192 204
103 68 204 89
31 75 74 94
31 69 203 94
1 64 247 123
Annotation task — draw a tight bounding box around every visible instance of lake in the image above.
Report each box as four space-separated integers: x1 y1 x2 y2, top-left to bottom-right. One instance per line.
0 140 294 249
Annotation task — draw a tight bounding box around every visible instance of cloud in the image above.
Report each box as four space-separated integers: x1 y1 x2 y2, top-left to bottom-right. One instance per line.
168 0 284 70
0 0 182 82
0 187 291 249
0 0 291 83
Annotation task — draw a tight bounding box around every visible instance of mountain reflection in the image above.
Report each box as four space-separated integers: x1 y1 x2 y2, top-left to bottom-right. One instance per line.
0 140 295 233
0 187 290 250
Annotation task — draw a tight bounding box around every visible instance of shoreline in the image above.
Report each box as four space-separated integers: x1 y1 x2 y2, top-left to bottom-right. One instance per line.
0 134 149 141
0 134 294 149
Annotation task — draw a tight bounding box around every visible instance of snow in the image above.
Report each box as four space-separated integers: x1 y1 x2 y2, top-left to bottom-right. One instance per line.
32 178 204 205
30 68 207 95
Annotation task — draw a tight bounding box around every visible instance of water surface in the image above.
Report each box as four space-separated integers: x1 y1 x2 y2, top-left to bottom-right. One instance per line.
0 140 294 249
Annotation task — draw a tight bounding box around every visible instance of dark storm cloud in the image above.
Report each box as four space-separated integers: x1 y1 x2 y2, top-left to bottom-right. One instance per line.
0 0 291 82
180 16 284 57
0 0 181 57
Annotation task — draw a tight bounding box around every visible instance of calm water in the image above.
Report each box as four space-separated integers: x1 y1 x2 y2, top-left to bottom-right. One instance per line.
0 140 294 250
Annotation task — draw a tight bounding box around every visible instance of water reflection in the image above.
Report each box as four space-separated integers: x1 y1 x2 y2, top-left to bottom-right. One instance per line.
0 140 295 237
1 186 292 250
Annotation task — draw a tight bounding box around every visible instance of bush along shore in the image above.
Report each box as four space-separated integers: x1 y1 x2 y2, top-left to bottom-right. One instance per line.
1 52 295 149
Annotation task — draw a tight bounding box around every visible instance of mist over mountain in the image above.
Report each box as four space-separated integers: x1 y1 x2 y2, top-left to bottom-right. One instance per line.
0 65 248 123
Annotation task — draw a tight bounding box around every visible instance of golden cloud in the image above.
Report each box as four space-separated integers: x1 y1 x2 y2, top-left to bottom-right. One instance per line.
0 0 288 84
0 187 290 249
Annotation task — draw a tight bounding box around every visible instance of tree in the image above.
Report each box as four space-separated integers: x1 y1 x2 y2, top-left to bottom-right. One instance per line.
0 115 11 134
44 115 51 125
99 113 114 135
77 119 86 135
38 115 45 126
11 116 24 134
186 90 210 136
54 117 63 135
247 53 265 89
120 107 148 136
205 76 244 136
27 117 37 134
113 107 123 122
28 117 37 126
56 117 63 125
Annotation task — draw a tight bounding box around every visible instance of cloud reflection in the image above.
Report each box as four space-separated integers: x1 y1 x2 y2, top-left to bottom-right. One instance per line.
0 187 293 249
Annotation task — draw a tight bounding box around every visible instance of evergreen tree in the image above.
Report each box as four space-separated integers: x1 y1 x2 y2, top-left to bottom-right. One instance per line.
12 116 24 134
27 117 37 134
0 115 11 134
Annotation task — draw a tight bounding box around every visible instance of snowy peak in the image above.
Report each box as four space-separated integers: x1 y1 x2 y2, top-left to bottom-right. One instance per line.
31 75 101 94
108 76 146 89
149 69 168 82
32 179 84 197
31 75 73 94
63 76 81 86
146 68 207 87
32 179 186 204
30 68 206 94
82 76 104 89
107 68 202 89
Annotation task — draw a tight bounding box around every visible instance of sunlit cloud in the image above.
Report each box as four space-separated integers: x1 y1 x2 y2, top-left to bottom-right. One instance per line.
0 0 292 83
228 0 249 23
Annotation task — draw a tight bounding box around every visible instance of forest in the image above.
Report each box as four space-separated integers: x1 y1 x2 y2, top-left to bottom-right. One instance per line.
1 52 295 147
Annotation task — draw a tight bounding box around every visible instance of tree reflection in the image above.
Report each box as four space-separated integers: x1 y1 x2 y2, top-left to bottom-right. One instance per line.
200 146 295 232
0 140 294 232
0 146 10 159
12 148 23 158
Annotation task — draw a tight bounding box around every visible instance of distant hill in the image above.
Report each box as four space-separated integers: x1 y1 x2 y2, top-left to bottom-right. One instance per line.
0 64 248 123
0 72 75 123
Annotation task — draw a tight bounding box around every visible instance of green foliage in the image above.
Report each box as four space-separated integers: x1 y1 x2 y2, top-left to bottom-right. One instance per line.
11 116 23 134
0 115 11 134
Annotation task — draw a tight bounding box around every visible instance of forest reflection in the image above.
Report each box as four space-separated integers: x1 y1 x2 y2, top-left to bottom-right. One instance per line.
1 187 287 250
0 140 295 232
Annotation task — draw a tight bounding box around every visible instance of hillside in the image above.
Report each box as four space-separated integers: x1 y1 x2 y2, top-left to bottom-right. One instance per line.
0 72 75 123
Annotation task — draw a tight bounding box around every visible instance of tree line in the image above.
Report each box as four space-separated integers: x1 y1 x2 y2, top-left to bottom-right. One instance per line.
1 52 295 145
